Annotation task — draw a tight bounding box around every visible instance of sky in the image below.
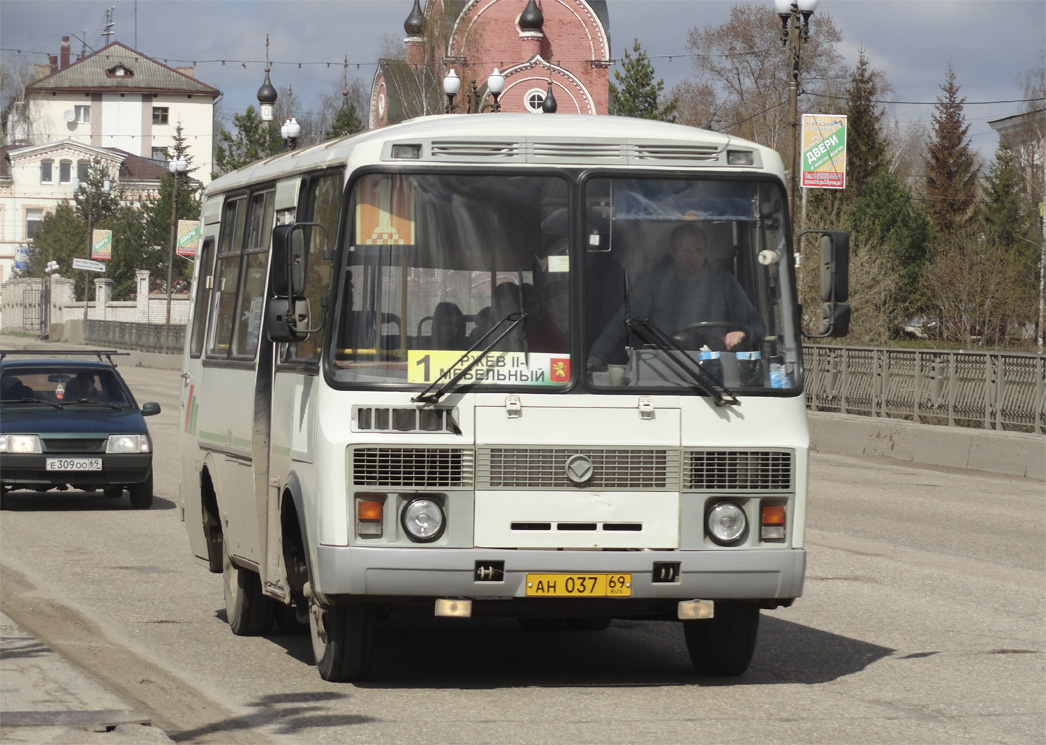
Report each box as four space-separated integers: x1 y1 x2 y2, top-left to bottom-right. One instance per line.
2 0 1043 159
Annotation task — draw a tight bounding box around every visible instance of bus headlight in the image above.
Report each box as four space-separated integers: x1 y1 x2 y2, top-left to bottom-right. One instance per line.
706 501 747 545
401 498 445 543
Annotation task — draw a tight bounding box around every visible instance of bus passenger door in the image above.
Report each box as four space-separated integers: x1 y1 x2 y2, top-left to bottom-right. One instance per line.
181 233 217 565
264 170 341 593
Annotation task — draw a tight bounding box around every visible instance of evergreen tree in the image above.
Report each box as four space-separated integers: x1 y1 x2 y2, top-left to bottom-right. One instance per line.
849 172 934 311
981 139 1037 266
844 49 889 201
326 99 364 139
609 39 678 121
142 125 202 296
23 202 86 287
214 105 283 176
924 66 980 237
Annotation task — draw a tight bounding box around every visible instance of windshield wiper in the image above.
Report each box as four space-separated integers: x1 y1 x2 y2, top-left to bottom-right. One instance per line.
627 319 740 407
64 398 122 410
413 312 527 405
3 397 61 408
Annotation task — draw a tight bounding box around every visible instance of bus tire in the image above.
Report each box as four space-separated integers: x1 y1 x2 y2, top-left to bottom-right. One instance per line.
683 602 759 676
222 541 274 636
309 597 375 682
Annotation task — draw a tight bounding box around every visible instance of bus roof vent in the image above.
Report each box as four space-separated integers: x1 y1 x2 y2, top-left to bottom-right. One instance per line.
430 140 524 161
632 143 723 163
530 141 627 163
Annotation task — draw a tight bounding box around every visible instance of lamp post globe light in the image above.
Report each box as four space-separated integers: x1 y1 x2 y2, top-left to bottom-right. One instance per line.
281 117 301 150
487 68 505 112
443 67 507 114
165 154 188 328
443 69 462 113
774 0 820 224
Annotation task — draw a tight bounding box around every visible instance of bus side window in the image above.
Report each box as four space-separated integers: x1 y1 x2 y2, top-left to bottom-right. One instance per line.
189 238 215 358
207 197 246 358
232 190 275 358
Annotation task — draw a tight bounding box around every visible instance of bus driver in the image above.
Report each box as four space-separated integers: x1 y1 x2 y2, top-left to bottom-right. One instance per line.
587 222 764 368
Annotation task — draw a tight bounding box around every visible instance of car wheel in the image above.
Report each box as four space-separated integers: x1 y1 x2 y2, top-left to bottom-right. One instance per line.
309 590 375 682
128 474 153 509
104 486 124 499
222 539 274 636
683 602 760 676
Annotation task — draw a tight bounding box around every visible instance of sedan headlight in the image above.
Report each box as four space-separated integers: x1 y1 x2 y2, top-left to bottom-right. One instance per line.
401 498 445 543
0 434 42 454
106 434 150 454
706 501 747 545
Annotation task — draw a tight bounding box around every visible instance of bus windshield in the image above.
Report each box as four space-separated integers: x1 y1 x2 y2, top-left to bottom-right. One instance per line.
329 171 800 394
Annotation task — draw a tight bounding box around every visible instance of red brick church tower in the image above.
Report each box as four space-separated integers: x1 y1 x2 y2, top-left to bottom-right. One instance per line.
370 0 611 128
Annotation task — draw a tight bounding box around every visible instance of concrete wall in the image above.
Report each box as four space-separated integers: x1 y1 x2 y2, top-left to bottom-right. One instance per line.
808 411 1045 480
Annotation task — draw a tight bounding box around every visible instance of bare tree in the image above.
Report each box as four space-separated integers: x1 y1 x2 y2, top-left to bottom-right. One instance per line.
672 3 845 155
922 229 1033 347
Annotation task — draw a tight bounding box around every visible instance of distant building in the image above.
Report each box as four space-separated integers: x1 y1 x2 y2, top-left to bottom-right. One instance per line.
0 38 217 284
370 0 611 128
988 108 1045 210
4 38 220 178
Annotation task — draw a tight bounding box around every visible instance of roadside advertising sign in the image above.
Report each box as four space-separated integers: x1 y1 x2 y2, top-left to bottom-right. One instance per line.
91 229 112 260
177 220 201 258
801 114 847 190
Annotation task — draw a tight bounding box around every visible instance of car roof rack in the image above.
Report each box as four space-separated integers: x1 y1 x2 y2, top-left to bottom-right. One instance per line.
0 349 130 367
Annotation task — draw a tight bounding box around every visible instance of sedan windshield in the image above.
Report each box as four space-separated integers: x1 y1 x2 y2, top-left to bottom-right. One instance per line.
0 368 132 407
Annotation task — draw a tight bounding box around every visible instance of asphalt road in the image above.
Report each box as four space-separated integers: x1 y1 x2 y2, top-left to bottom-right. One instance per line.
1 362 1043 745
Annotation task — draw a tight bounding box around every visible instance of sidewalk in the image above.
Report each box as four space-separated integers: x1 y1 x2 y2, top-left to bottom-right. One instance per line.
0 613 173 744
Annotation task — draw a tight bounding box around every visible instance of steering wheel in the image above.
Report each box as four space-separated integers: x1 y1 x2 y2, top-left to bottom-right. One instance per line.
670 322 753 352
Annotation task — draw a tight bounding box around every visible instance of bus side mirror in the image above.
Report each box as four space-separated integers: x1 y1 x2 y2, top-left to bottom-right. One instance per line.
801 230 851 338
266 298 312 343
271 224 307 298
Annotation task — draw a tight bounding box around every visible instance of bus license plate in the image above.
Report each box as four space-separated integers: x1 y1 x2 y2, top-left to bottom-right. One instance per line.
525 573 631 597
46 457 102 471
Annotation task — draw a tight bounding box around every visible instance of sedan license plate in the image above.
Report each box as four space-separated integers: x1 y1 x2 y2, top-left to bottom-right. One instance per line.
46 457 102 472
525 573 631 597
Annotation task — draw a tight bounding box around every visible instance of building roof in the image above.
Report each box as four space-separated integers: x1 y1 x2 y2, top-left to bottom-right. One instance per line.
27 41 220 98
1 140 184 187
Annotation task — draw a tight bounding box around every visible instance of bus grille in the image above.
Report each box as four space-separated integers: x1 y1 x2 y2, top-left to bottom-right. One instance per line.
477 448 678 490
684 449 794 492
352 447 474 487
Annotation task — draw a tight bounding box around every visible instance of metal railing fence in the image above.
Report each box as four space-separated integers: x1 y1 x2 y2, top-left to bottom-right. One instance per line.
803 346 1046 434
85 320 185 355
76 325 1046 435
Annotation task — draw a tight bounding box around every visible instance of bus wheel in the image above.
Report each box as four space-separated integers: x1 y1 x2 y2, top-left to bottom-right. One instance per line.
222 541 274 636
682 602 759 676
309 594 375 682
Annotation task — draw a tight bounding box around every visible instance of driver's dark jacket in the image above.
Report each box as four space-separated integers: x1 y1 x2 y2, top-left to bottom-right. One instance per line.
588 262 764 366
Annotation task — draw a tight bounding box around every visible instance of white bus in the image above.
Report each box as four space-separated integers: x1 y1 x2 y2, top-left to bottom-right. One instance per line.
179 113 849 681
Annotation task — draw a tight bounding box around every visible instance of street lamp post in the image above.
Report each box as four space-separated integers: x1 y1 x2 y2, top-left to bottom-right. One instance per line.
165 155 188 328
43 260 59 338
775 0 820 224
75 175 111 320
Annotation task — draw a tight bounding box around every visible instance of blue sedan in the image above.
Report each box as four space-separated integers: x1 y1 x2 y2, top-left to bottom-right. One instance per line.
0 351 161 508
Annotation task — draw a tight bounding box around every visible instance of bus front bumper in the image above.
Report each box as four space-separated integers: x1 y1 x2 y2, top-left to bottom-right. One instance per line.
314 545 805 606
